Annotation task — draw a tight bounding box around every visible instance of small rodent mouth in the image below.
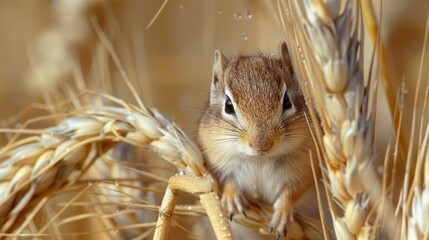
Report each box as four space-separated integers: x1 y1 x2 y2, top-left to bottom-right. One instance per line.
248 151 266 157
247 148 274 157
248 142 273 156
244 141 291 158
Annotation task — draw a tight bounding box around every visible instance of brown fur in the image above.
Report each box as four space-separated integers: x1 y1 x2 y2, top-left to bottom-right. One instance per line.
197 42 315 235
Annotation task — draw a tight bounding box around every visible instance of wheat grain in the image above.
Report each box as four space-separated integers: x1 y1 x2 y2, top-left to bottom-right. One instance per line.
277 0 399 238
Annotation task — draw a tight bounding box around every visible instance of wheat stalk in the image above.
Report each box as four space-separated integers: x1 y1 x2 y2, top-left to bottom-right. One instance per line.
86 142 166 239
407 122 429 239
401 11 429 240
0 99 213 235
278 1 429 239
361 0 409 161
277 0 401 238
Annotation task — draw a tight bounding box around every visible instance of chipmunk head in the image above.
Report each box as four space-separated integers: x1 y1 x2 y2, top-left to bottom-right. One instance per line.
200 42 311 158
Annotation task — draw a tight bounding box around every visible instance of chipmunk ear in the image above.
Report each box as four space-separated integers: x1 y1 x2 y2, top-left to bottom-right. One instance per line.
279 41 291 66
210 50 227 105
279 41 293 76
212 50 227 85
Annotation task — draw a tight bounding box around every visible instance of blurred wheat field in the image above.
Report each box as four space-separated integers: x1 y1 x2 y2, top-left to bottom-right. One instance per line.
0 0 429 239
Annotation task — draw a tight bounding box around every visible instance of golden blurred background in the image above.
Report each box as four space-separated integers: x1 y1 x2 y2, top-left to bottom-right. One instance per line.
0 0 428 135
0 0 428 238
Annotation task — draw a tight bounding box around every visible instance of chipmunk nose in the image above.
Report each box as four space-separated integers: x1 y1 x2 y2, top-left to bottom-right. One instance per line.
250 141 273 154
248 128 275 155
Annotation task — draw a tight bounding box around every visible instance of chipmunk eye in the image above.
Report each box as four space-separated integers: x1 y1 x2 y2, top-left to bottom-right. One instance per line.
225 95 235 114
283 91 292 111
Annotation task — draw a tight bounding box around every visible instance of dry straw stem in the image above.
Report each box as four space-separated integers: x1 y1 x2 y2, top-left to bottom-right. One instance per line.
153 187 178 240
278 0 398 238
361 0 409 160
87 143 166 239
402 11 429 240
407 123 429 239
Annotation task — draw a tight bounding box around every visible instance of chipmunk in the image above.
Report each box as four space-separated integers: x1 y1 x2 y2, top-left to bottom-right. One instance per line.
197 42 315 239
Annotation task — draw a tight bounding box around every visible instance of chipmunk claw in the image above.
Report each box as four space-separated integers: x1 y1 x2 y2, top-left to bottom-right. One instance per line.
221 194 249 221
271 225 287 240
229 213 234 221
269 214 291 239
269 204 292 239
221 182 249 221
269 189 294 239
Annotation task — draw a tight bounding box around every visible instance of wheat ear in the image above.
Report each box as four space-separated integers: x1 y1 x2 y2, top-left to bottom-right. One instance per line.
0 103 220 234
278 0 399 238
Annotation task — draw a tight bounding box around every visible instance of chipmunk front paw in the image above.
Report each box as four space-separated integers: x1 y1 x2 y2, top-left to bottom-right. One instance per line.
269 191 294 239
221 181 249 221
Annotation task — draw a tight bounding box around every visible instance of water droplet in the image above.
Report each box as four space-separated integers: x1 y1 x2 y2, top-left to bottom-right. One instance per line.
116 209 120 213
244 10 252 20
218 213 223 217
234 12 242 21
179 5 184 10
87 182 93 187
179 169 185 175
186 205 192 210
387 193 393 200
214 195 220 200
217 9 222 15
115 181 120 186
241 32 248 41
